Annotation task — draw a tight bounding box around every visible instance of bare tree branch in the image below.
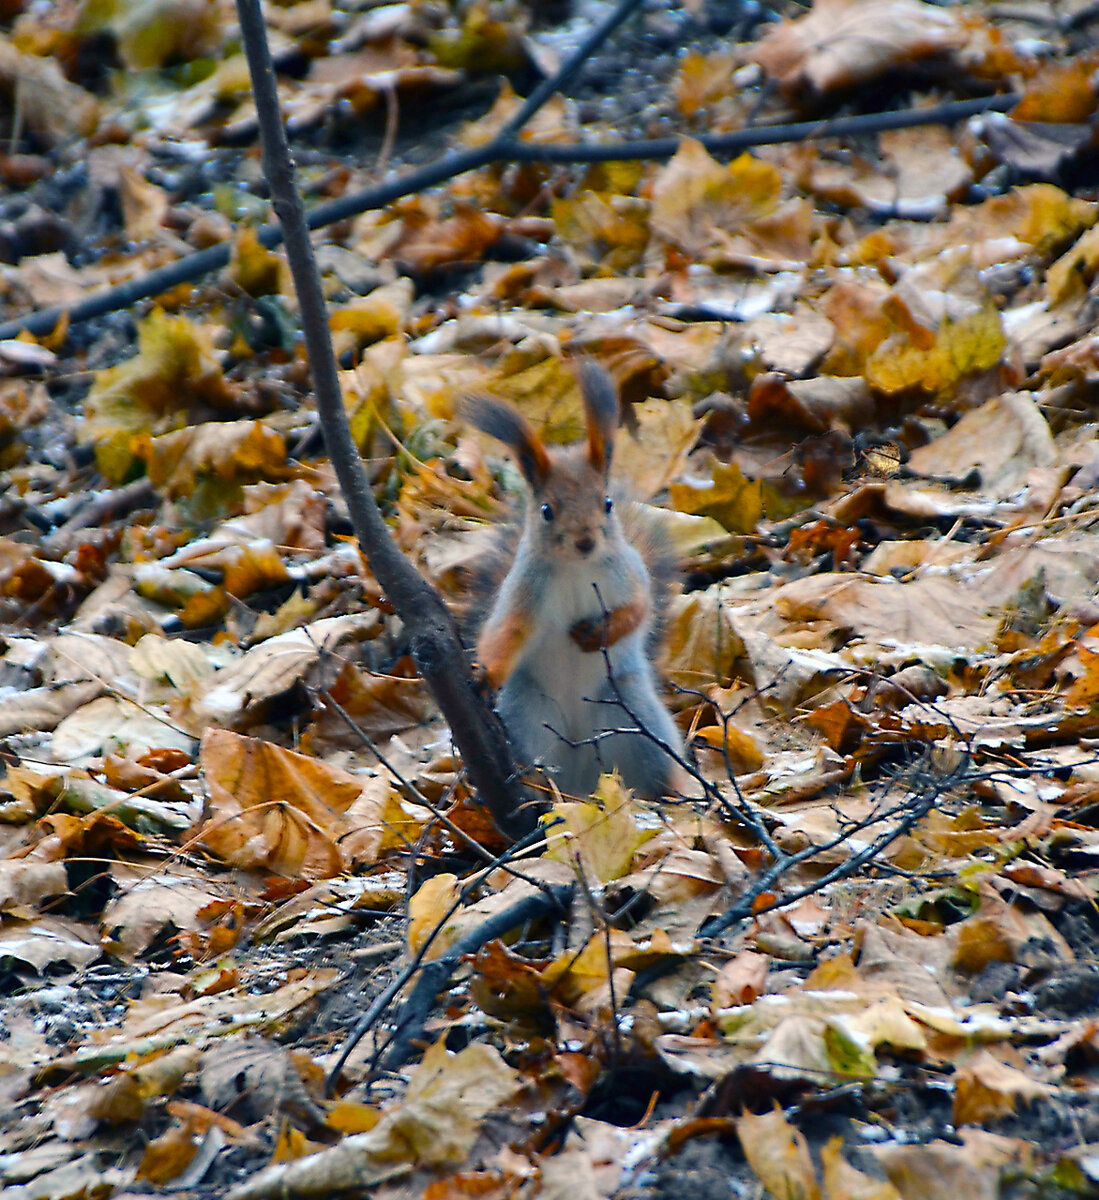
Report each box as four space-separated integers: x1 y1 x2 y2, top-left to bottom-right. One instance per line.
0 92 1018 341
235 0 533 838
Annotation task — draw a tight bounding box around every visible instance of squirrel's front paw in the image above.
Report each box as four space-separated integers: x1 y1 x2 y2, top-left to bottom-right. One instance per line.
570 615 608 652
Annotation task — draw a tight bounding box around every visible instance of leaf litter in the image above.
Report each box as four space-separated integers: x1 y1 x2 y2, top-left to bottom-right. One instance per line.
2 0 1099 1197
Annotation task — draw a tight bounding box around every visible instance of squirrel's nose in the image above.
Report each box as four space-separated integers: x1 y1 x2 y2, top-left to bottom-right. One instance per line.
575 534 595 555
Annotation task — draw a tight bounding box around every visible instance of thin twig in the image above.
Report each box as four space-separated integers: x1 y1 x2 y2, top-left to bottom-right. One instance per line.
325 822 566 1091
698 748 969 938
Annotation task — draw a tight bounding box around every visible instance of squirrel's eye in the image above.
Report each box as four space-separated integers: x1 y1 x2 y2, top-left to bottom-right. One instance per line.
540 503 554 522
604 496 614 513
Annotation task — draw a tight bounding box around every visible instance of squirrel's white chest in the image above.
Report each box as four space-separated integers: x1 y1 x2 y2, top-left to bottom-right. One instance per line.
514 559 646 723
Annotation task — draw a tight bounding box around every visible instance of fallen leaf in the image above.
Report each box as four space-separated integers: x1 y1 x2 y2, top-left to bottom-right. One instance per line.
737 1106 822 1200
750 0 966 97
195 729 372 877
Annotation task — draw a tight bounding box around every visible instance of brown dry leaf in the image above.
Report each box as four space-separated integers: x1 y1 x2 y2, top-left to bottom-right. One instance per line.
775 572 999 651
239 479 329 552
101 869 232 961
848 922 958 1007
0 858 68 914
664 587 744 692
0 916 100 974
870 1131 1031 1200
140 419 288 501
118 164 170 243
651 141 783 263
199 1037 324 1129
4 251 95 310
821 1138 901 1200
0 677 104 739
1038 331 1099 387
749 0 965 96
953 1048 1055 1127
0 1149 131 1197
822 274 894 376
952 886 1071 975
195 729 369 878
737 1106 822 1200
225 1041 520 1200
320 659 435 740
338 771 427 865
0 36 99 145
528 275 647 314
50 694 195 766
53 971 337 1077
191 613 380 729
711 949 769 1008
795 128 971 218
388 206 504 275
748 373 873 435
906 392 1055 496
611 400 702 501
131 633 216 696
626 844 724 905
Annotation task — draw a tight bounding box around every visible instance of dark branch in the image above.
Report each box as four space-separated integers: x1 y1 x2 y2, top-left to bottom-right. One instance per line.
0 93 1019 341
235 0 534 838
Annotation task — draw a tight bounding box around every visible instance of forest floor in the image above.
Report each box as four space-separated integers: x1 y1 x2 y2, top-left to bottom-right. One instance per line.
3 0 1099 1197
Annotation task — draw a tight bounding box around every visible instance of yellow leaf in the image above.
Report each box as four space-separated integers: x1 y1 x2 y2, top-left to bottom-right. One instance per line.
737 1107 823 1200
695 721 764 773
866 303 1005 397
81 309 237 480
1014 56 1099 125
1067 644 1099 708
551 191 649 275
139 419 287 499
407 874 462 957
330 280 414 345
675 50 739 117
670 460 763 534
479 356 585 441
1013 183 1098 257
541 773 656 885
137 1124 199 1185
229 225 285 298
1046 224 1099 306
651 141 781 259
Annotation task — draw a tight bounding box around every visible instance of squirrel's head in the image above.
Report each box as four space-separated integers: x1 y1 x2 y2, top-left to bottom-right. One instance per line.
464 360 620 562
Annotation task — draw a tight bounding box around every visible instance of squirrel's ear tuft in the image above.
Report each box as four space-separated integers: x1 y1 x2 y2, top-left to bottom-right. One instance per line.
576 359 617 473
462 395 551 487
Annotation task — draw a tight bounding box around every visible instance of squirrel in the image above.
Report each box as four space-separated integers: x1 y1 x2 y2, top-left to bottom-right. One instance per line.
464 360 685 800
